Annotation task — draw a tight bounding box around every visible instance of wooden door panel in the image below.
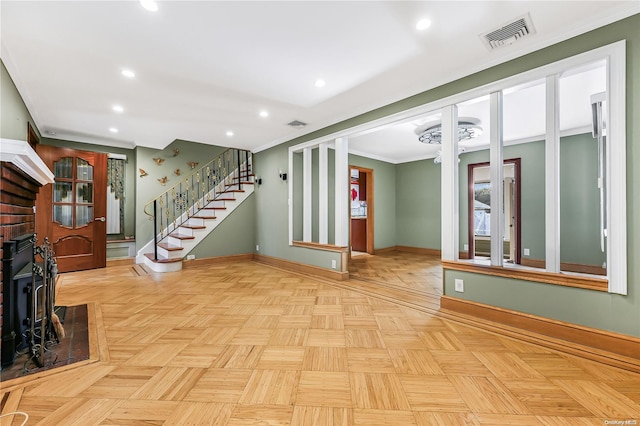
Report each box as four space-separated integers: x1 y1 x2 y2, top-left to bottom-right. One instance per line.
36 145 107 272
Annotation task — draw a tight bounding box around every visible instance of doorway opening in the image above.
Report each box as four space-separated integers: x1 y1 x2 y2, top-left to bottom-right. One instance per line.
349 166 374 257
467 158 521 264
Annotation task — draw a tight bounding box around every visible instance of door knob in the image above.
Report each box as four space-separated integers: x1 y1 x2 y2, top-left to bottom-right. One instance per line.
96 217 106 222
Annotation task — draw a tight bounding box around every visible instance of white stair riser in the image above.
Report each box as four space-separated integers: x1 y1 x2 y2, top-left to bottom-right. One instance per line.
197 210 217 218
168 235 190 246
157 247 184 259
143 258 183 273
187 218 205 227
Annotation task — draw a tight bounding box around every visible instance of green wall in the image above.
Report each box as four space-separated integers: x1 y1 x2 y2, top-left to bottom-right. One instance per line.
560 133 605 267
395 159 441 250
189 194 255 258
1 60 39 141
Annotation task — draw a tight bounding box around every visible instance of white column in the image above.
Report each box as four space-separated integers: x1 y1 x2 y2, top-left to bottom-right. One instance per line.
545 75 560 272
303 147 312 242
608 44 627 294
319 143 329 244
490 92 504 266
441 105 459 261
334 137 349 247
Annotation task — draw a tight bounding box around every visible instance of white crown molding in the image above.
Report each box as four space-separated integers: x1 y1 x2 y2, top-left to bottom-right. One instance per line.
0 138 54 185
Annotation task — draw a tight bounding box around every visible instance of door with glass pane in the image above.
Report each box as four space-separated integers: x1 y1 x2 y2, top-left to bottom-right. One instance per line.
36 145 107 272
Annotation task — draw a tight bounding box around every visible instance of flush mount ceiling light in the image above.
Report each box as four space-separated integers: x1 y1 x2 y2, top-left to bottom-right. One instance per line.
226 131 234 137
140 0 158 12
121 69 136 79
112 105 124 113
415 117 483 144
109 127 119 133
416 18 432 31
259 110 269 118
315 79 326 88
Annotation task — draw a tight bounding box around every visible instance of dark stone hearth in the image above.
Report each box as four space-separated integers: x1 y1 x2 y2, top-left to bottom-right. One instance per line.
0 304 89 381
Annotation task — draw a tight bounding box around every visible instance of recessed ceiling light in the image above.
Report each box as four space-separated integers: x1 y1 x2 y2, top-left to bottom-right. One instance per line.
109 127 119 133
121 69 136 78
112 105 124 113
416 18 432 31
315 79 326 88
140 0 158 12
259 110 269 118
226 131 234 137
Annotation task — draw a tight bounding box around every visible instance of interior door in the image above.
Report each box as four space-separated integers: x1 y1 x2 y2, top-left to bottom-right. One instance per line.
467 159 521 263
36 145 107 272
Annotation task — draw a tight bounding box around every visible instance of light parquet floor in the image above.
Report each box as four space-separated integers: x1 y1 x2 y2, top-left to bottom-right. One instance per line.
1 254 639 425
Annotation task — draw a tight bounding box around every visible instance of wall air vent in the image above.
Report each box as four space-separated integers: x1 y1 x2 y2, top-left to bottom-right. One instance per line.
480 13 536 50
287 120 308 129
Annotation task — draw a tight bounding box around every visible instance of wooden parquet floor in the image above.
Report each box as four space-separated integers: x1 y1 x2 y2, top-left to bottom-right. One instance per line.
1 254 639 425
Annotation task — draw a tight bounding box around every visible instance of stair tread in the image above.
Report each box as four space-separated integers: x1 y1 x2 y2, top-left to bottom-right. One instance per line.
169 233 196 240
145 253 183 263
202 207 226 210
192 215 217 219
181 225 206 229
157 243 184 251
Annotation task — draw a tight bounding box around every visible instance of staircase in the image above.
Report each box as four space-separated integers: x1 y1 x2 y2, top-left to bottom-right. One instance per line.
137 149 253 273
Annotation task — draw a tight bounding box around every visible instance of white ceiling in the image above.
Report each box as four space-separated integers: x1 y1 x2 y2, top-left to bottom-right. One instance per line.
2 1 638 163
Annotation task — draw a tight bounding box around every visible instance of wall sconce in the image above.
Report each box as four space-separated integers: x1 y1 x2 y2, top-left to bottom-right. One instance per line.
279 171 287 181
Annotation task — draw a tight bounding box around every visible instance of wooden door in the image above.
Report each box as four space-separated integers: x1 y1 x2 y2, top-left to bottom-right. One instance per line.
36 145 107 272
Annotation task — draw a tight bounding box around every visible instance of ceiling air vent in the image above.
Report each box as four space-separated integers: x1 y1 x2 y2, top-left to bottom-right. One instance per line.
287 120 308 129
480 13 536 50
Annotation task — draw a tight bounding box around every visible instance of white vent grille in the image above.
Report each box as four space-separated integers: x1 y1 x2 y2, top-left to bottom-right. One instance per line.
287 120 307 129
480 13 536 50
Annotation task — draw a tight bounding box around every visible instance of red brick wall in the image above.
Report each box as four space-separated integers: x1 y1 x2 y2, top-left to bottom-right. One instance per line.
0 161 40 357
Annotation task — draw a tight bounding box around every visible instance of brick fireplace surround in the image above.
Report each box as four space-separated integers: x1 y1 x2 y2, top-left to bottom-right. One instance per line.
0 138 54 366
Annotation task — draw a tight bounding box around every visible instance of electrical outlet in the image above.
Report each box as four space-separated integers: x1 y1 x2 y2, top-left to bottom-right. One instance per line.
331 260 337 269
454 279 464 292
523 248 530 256
256 244 259 251
463 244 469 251
186 254 195 260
